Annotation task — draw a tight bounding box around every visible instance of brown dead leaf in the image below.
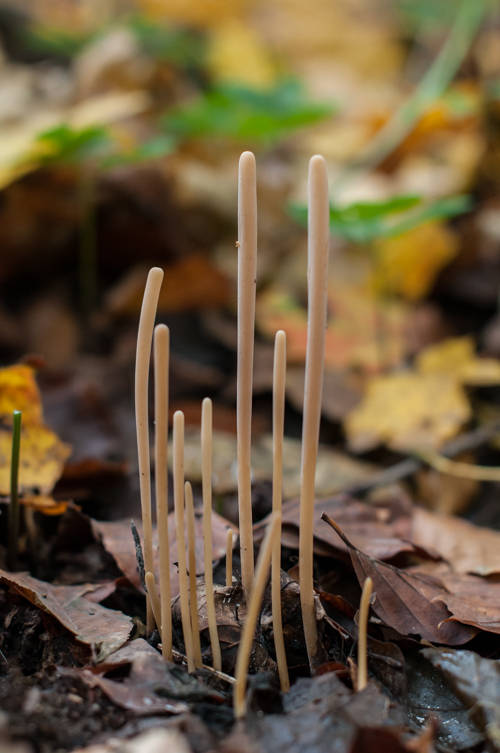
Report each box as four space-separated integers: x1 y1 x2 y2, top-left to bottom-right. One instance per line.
92 509 237 597
0 570 132 661
256 492 423 561
411 507 500 576
320 515 475 645
79 639 198 715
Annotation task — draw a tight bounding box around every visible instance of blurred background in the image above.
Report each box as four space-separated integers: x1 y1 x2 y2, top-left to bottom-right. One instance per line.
0 0 500 521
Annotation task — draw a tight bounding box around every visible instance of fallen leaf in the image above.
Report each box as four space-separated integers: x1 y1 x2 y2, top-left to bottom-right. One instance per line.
0 570 132 661
411 507 500 575
344 372 470 452
0 423 71 496
417 335 500 386
207 19 275 87
423 648 500 748
0 364 43 424
372 221 458 300
91 509 237 597
256 492 422 561
78 638 210 714
320 515 475 644
72 728 192 753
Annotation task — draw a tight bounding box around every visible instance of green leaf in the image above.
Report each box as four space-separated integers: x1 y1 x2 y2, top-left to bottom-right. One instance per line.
22 25 95 60
290 193 472 243
36 124 111 165
128 15 206 68
162 79 334 144
101 134 174 168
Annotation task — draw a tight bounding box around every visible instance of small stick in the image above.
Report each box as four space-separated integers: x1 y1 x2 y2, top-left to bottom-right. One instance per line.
173 411 195 673
172 648 236 685
154 324 172 660
185 480 202 668
233 513 281 720
135 266 164 631
226 529 234 587
201 397 222 671
237 150 257 598
7 410 22 570
299 155 329 669
357 576 373 691
272 331 290 692
145 570 161 631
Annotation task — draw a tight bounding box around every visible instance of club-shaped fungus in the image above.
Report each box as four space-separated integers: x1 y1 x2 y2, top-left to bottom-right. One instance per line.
226 528 234 587
299 155 329 669
237 151 257 598
173 410 195 672
271 331 290 692
185 480 202 668
233 512 282 719
135 266 164 630
357 576 373 691
154 323 172 659
145 570 161 630
201 397 222 670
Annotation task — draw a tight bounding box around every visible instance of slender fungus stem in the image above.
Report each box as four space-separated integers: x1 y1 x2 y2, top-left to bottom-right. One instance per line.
357 577 373 691
7 410 22 571
237 150 257 598
234 513 281 720
202 397 222 671
173 411 195 673
226 529 233 587
145 571 161 631
154 324 172 660
299 155 330 669
135 266 164 631
185 481 202 668
272 331 290 692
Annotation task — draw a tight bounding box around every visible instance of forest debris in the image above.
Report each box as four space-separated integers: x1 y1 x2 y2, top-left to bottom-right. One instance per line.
321 515 476 645
0 570 132 661
411 506 500 575
91 510 237 596
72 728 192 753
423 648 500 748
78 639 218 715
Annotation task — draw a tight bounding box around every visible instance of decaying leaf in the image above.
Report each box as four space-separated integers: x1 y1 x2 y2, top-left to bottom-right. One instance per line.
344 372 470 452
0 364 43 423
411 506 500 575
78 639 210 714
72 728 192 753
320 515 475 644
417 335 500 385
91 509 237 597
0 569 132 661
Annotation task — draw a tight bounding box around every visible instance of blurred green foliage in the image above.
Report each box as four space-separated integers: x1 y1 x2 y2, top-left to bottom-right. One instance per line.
162 79 334 144
290 194 472 243
128 15 206 68
36 124 111 165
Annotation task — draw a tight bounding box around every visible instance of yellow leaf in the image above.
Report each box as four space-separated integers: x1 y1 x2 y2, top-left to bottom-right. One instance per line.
417 336 500 386
344 372 470 452
207 20 276 87
0 424 71 496
21 495 70 516
0 365 42 425
372 221 458 301
137 0 247 27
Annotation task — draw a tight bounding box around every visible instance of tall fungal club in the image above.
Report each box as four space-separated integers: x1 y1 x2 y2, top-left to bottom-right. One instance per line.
272 330 290 692
237 150 257 598
299 155 330 669
185 480 202 668
135 266 164 631
202 397 222 670
357 576 373 691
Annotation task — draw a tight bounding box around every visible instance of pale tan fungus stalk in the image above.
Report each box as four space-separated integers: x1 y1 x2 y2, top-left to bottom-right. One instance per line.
173 410 195 672
201 397 222 670
271 330 290 692
237 150 257 597
154 323 172 660
233 513 282 720
357 576 373 691
299 155 330 669
226 528 233 587
145 570 161 630
135 266 164 631
185 480 202 668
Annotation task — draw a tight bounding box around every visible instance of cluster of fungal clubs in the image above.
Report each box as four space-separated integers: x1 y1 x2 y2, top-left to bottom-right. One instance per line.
135 151 373 719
